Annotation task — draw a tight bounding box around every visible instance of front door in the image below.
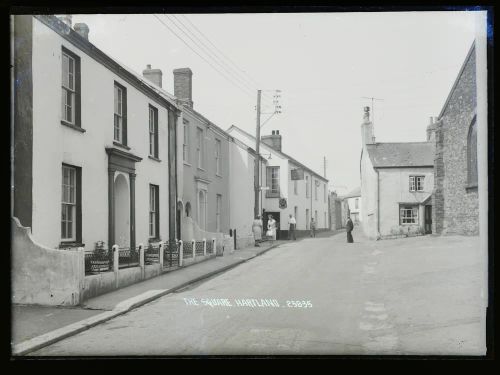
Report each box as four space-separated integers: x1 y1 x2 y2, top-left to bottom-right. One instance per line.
424 205 432 234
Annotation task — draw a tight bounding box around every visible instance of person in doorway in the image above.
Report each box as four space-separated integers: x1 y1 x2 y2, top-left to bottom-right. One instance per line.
252 215 263 247
267 214 277 242
346 216 354 243
288 214 297 240
310 218 316 237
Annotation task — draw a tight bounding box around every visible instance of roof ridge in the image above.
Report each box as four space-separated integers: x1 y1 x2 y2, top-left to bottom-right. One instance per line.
228 125 328 181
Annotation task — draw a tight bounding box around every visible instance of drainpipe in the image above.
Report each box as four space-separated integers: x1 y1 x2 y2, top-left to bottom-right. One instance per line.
376 168 380 239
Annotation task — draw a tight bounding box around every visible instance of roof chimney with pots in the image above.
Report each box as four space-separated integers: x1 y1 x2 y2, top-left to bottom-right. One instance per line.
74 23 89 41
142 64 163 88
173 68 193 108
261 130 282 152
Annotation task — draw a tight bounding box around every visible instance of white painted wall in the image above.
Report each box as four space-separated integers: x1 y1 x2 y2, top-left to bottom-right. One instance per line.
346 196 362 223
228 127 329 231
31 18 172 250
228 140 255 239
360 148 379 239
378 167 434 236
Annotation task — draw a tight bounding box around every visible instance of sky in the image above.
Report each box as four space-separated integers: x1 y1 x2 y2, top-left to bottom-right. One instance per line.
71 11 478 195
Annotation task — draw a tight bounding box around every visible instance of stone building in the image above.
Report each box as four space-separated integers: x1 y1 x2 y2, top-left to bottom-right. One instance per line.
328 191 343 230
432 42 479 235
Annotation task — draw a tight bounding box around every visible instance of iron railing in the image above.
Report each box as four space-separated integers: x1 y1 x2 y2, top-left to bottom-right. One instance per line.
145 243 160 265
183 241 193 259
195 240 205 257
118 247 140 269
163 241 179 268
85 249 113 275
206 240 213 254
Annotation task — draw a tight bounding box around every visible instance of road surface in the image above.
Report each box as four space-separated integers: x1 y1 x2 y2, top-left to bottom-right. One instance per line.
32 227 486 356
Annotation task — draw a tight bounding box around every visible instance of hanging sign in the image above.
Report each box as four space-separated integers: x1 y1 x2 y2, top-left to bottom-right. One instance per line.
291 169 304 180
279 198 287 209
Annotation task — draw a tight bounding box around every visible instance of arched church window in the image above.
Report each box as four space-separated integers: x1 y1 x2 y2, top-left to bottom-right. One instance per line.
467 116 478 188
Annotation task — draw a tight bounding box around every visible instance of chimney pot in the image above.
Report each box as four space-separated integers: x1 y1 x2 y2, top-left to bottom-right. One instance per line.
272 130 275 135
73 23 90 40
147 64 151 69
276 130 279 135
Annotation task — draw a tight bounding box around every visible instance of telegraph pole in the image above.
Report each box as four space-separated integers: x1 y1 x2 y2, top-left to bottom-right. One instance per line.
254 90 262 218
323 156 327 178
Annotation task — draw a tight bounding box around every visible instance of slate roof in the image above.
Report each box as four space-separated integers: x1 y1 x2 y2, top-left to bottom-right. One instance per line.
227 125 328 182
366 142 434 168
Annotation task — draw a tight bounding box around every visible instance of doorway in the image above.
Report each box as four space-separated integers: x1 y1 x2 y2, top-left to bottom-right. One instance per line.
114 173 130 247
424 205 432 234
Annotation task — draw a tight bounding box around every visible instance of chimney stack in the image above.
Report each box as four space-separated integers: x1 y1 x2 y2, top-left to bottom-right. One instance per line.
57 15 72 27
74 23 89 40
143 64 163 88
261 130 282 152
426 115 437 142
361 106 375 146
173 68 193 108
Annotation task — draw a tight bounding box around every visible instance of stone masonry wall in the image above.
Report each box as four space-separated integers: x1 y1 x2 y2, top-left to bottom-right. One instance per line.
433 46 479 235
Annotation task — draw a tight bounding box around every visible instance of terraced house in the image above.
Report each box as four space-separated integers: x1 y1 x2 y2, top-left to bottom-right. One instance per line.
227 126 329 239
12 15 182 304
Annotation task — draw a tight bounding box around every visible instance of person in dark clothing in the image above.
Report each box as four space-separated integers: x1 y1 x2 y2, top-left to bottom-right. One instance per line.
346 216 354 243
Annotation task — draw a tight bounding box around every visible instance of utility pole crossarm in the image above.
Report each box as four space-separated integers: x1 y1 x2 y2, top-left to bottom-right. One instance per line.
362 96 384 125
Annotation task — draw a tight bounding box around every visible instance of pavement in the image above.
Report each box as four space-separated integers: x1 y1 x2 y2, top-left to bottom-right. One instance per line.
11 230 343 356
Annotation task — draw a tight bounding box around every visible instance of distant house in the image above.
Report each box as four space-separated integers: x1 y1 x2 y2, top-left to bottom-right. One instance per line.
432 42 479 236
227 126 329 239
328 191 343 230
360 107 435 239
340 187 361 224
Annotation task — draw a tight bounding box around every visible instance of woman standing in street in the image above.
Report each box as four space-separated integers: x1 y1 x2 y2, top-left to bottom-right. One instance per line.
267 214 277 243
252 215 263 247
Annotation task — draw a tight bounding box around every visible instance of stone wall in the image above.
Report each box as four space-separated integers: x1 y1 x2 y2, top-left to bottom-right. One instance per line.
433 45 479 236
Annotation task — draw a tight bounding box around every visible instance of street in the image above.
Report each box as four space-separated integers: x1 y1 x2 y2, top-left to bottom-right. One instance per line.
31 227 486 356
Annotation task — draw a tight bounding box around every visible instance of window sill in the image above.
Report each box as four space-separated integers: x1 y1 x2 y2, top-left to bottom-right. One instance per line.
148 237 162 243
148 155 162 162
466 185 478 192
59 242 85 249
216 173 222 178
184 161 192 167
113 141 130 150
61 121 85 133
197 167 206 172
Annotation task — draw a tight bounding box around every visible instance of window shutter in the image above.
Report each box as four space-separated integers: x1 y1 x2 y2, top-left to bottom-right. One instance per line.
76 167 82 243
